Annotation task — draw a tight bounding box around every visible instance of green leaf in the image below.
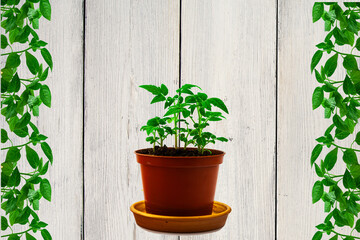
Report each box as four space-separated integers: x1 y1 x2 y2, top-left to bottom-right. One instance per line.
150 95 166 104
25 51 39 75
355 219 360 233
314 164 324 177
40 67 49 81
25 233 37 240
312 3 324 23
207 98 228 114
349 70 360 84
1 129 8 143
5 53 21 68
40 229 52 240
40 0 52 20
8 167 20 187
41 48 53 70
25 145 39 169
40 161 49 175
324 54 338 77
6 147 21 162
16 206 31 225
180 84 202 91
164 107 184 117
29 122 39 134
350 164 360 179
40 178 51 201
1 34 8 49
2 68 14 81
312 87 324 109
333 115 348 132
160 84 168 96
41 142 53 164
312 181 324 203
139 85 161 95
343 169 356 189
324 148 338 171
343 55 358 70
8 235 20 240
343 149 358 165
356 132 360 146
343 75 356 95
315 69 324 83
8 73 20 93
356 38 360 51
6 197 18 214
216 137 228 142
40 85 51 107
312 231 322 240
311 144 323 166
325 20 331 31
15 112 31 129
2 162 15 176
33 199 39 211
333 27 348 45
311 50 323 72
1 216 8 231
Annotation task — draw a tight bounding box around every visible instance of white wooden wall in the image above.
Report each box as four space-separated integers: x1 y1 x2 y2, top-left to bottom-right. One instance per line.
6 0 338 239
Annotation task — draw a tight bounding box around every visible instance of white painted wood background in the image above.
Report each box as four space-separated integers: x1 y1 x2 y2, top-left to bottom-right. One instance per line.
2 0 342 239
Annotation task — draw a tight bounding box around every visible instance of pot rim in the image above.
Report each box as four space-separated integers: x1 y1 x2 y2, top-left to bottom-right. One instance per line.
134 147 225 158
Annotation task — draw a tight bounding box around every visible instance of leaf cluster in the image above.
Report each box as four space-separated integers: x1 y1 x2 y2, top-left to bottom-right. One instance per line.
140 84 229 154
312 3 360 240
1 0 53 239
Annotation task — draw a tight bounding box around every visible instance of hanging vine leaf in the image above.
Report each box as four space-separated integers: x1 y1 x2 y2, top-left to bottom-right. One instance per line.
312 3 360 239
40 85 52 108
1 1 53 237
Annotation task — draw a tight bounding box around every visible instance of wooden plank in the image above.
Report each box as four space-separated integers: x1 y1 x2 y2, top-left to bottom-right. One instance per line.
180 0 277 239
35 0 84 239
84 0 180 239
277 0 336 238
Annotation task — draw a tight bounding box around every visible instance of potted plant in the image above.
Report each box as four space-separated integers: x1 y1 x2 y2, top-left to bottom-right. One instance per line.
311 2 360 239
135 84 229 216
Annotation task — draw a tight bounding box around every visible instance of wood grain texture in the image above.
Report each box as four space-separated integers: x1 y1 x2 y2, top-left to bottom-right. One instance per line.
180 0 277 239
36 0 85 239
84 1 180 239
277 0 334 239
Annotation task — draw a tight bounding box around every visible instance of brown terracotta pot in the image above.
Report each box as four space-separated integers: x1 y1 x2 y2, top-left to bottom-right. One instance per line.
135 148 224 216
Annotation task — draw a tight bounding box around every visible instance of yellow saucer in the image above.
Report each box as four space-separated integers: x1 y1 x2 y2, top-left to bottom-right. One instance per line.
130 201 231 233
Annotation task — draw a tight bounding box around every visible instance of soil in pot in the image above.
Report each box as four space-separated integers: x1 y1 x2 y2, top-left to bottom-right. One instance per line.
137 145 213 156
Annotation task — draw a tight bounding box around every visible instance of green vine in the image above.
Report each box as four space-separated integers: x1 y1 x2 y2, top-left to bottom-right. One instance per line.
311 2 360 240
1 0 53 239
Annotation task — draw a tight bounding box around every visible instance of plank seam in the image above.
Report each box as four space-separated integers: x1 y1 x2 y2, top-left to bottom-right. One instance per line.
275 0 279 239
178 0 182 239
81 0 87 239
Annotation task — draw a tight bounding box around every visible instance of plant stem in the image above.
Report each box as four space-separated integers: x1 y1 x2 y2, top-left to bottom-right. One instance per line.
331 230 360 239
197 106 202 153
331 143 360 152
152 132 156 151
1 228 32 237
174 113 178 149
160 136 163 147
1 141 31 150
1 47 31 56
331 49 360 58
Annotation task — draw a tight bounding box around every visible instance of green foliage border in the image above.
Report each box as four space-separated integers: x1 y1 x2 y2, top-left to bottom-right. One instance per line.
312 2 360 240
1 0 53 239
